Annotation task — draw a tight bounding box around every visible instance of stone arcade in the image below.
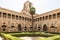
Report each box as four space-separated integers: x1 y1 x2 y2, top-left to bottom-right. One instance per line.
0 1 60 32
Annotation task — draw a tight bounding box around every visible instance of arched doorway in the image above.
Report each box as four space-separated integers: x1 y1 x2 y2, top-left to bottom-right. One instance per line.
50 26 57 32
18 24 21 31
2 25 7 31
9 25 15 32
43 24 48 32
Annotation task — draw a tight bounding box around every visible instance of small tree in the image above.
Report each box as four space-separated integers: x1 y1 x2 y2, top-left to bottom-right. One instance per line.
30 7 36 31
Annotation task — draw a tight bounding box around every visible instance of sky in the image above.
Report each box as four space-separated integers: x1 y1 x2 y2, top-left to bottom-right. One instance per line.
0 0 60 14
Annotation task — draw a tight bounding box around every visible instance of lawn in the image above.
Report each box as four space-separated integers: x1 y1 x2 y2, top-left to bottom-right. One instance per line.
5 32 55 37
0 32 60 40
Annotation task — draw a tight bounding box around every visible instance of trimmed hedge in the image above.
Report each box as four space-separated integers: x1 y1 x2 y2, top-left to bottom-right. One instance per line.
38 35 60 40
0 33 22 40
6 32 55 37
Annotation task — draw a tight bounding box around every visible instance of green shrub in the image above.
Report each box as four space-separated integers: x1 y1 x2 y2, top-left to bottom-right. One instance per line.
1 33 22 40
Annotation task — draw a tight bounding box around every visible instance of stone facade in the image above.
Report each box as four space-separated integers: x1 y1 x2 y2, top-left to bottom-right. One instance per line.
0 1 60 32
34 8 60 32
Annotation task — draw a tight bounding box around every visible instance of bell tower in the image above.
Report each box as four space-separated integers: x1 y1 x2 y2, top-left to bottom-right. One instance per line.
23 1 32 12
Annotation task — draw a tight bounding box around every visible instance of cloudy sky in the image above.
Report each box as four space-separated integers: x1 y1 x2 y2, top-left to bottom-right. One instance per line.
0 0 60 14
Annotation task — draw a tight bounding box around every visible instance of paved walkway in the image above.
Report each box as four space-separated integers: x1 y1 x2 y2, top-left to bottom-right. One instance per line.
20 37 43 40
0 37 3 40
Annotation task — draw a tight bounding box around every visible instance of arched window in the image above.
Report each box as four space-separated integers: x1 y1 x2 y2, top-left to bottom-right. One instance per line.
11 26 14 28
50 26 55 28
2 25 7 31
8 14 11 18
22 17 24 20
53 14 56 19
19 16 21 20
3 13 6 18
24 26 27 28
12 15 15 19
46 16 48 20
43 16 44 21
57 12 60 18
40 17 42 21
16 15 18 20
2 25 6 27
49 15 51 19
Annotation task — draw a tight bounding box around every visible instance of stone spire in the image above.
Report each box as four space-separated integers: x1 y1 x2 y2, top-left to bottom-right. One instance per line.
23 0 32 12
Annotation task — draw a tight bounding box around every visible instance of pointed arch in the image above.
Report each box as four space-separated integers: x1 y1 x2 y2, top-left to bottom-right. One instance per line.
2 25 6 27
2 25 7 31
18 24 21 31
50 26 55 28
43 24 48 32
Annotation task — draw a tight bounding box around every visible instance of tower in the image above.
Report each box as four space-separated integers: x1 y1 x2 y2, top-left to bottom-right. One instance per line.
23 1 32 12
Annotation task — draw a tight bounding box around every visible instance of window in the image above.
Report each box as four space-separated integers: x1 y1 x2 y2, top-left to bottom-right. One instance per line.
3 28 5 31
38 27 40 28
19 16 21 20
22 17 24 20
50 26 55 28
2 25 6 27
16 15 18 20
46 16 48 20
49 15 51 19
12 15 15 19
0 12 1 17
24 29 27 31
40 17 42 21
25 17 27 21
8 14 11 18
25 26 27 28
38 29 40 30
43 16 44 21
3 13 6 18
11 26 14 28
53 14 56 19
57 12 60 18
37 18 39 21
38 27 41 31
